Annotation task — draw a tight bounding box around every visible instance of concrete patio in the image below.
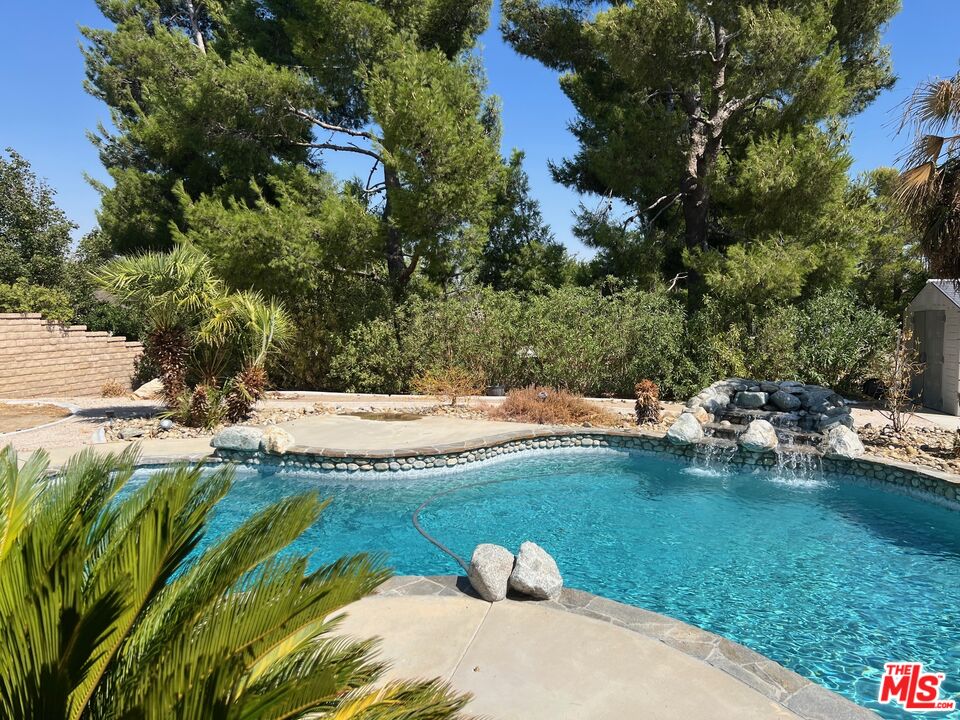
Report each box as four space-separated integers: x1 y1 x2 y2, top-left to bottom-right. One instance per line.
337 576 874 720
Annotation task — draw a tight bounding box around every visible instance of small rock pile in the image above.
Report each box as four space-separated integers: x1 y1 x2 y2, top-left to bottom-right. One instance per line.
467 541 563 602
860 425 960 474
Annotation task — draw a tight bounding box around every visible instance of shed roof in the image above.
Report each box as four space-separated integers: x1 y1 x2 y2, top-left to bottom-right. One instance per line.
927 279 960 310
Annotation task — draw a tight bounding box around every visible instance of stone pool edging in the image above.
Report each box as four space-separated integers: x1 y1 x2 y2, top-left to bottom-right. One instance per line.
210 426 960 503
374 575 880 720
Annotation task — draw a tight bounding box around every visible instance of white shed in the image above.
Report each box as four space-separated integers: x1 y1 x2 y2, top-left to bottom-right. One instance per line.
906 280 960 415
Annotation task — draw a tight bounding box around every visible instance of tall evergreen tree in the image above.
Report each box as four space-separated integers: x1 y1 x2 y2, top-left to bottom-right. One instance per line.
477 150 574 292
82 0 503 297
501 0 900 292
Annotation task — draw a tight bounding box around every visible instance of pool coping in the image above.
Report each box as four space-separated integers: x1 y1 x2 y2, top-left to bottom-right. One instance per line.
208 426 960 505
373 575 880 720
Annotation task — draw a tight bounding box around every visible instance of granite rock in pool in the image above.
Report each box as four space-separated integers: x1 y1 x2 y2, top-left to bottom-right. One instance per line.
509 541 563 600
260 425 295 454
821 425 865 460
739 419 779 453
666 412 704 445
468 544 514 602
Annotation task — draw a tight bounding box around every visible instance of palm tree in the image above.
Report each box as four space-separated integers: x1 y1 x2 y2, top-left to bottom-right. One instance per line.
0 445 471 719
95 244 293 423
897 71 960 278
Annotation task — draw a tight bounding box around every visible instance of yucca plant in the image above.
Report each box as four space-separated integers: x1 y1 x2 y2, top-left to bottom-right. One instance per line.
0 445 471 720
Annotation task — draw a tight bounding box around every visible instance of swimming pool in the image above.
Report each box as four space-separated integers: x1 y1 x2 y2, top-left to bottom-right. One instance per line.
133 449 960 718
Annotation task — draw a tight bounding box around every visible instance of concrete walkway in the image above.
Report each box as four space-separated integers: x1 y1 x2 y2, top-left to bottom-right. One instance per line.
339 593 801 719
278 414 562 452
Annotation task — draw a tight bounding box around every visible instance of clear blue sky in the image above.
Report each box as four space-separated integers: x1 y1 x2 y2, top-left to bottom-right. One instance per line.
2 1 959 257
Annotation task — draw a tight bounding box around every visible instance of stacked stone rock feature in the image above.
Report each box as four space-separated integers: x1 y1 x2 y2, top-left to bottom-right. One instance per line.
676 378 863 456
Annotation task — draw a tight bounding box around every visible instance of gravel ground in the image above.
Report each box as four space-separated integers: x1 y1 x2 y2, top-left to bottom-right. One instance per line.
3 398 161 453
859 424 960 474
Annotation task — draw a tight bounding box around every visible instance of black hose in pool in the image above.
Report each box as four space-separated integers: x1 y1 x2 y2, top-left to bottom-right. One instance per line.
410 463 590 571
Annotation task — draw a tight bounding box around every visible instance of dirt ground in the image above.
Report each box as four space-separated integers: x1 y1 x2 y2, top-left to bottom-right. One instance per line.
0 403 71 434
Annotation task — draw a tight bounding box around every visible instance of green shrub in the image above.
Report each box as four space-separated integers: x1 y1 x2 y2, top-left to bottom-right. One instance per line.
308 286 894 399
327 314 410 394
328 286 688 397
0 279 73 323
795 290 894 390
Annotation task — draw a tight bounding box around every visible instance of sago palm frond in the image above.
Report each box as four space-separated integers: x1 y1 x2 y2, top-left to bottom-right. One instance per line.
0 446 48 559
0 445 474 720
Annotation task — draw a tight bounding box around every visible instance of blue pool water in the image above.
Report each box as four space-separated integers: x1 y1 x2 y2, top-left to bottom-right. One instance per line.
132 449 960 718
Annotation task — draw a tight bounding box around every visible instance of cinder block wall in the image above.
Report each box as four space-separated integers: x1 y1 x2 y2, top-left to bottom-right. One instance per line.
0 313 143 398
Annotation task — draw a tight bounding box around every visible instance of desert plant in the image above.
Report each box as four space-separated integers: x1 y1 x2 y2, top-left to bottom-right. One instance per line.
223 363 269 422
99 378 128 398
411 367 482 406
96 246 292 424
879 326 924 434
634 380 662 425
0 444 471 719
492 386 618 426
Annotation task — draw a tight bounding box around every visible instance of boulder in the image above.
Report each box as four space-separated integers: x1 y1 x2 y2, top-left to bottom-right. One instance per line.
133 378 164 400
682 406 711 425
739 419 779 453
211 426 264 452
800 388 843 412
735 391 768 409
818 413 855 433
467 544 515 602
769 390 802 412
821 425 865 460
824 406 850 417
508 541 563 600
666 412 704 445
260 426 295 454
697 387 730 413
760 381 780 393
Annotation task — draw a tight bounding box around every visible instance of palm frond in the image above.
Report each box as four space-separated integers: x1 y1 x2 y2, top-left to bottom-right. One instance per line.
0 447 49 560
0 447 473 720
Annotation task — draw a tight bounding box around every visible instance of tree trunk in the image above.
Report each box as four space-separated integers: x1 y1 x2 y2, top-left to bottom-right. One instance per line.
184 0 206 54
679 125 714 308
382 165 407 300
